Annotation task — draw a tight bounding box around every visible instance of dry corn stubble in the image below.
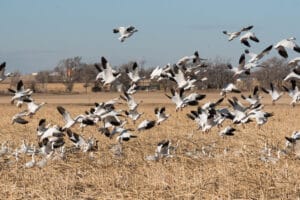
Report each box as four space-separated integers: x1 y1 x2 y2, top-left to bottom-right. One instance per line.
0 91 299 199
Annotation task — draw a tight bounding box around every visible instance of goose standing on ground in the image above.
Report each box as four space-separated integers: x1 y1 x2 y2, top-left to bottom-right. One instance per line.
0 62 13 82
222 25 253 41
239 31 259 47
261 82 283 104
274 37 300 58
25 149 36 168
113 26 138 42
245 45 273 63
95 57 121 86
154 107 170 125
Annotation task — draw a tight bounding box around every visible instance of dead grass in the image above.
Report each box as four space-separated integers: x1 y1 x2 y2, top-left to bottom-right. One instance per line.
0 92 300 199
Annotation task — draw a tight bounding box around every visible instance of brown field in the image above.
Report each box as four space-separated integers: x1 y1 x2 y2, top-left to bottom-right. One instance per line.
1 91 300 199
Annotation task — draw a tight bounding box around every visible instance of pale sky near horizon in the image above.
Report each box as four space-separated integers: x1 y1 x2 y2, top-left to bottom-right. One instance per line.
1 0 300 73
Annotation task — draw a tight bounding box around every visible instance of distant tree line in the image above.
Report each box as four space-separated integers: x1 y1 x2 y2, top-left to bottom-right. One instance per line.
32 56 291 93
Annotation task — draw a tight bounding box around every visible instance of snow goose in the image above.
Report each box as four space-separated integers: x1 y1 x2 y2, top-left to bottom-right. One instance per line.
285 131 300 149
228 97 251 124
150 64 171 80
95 57 121 85
239 31 259 47
23 99 46 117
165 88 185 111
137 120 156 131
240 86 261 107
8 80 33 106
156 140 171 158
120 91 140 111
0 62 13 82
124 107 143 124
274 37 300 58
248 108 273 126
283 68 300 81
288 57 300 67
113 26 138 42
219 126 236 137
126 62 144 83
222 25 253 41
245 45 273 63
227 53 250 77
126 83 138 95
261 82 283 104
154 107 170 125
220 83 241 96
25 152 36 168
116 128 137 143
177 51 206 66
167 64 188 89
183 92 206 106
66 128 87 149
12 111 29 125
282 80 300 106
57 106 95 130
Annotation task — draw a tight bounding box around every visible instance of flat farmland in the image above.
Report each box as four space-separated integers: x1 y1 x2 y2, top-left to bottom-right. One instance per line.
0 91 300 199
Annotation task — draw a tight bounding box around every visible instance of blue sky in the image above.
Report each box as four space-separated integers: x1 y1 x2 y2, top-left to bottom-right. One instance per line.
1 0 300 73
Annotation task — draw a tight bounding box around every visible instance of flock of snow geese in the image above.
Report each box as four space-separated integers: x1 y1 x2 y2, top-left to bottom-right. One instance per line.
1 25 300 168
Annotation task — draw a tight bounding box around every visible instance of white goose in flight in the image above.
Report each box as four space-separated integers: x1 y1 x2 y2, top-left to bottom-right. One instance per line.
288 57 300 67
94 57 121 86
227 53 249 77
113 26 138 42
245 45 273 63
57 106 95 130
219 126 236 137
261 82 283 104
220 83 241 96
222 25 253 41
23 99 46 117
239 32 259 47
124 107 143 124
120 91 139 111
154 107 170 125
137 120 156 131
283 68 300 81
177 51 206 66
274 37 300 58
282 80 300 106
126 62 144 83
12 111 29 125
0 62 13 82
8 80 33 106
